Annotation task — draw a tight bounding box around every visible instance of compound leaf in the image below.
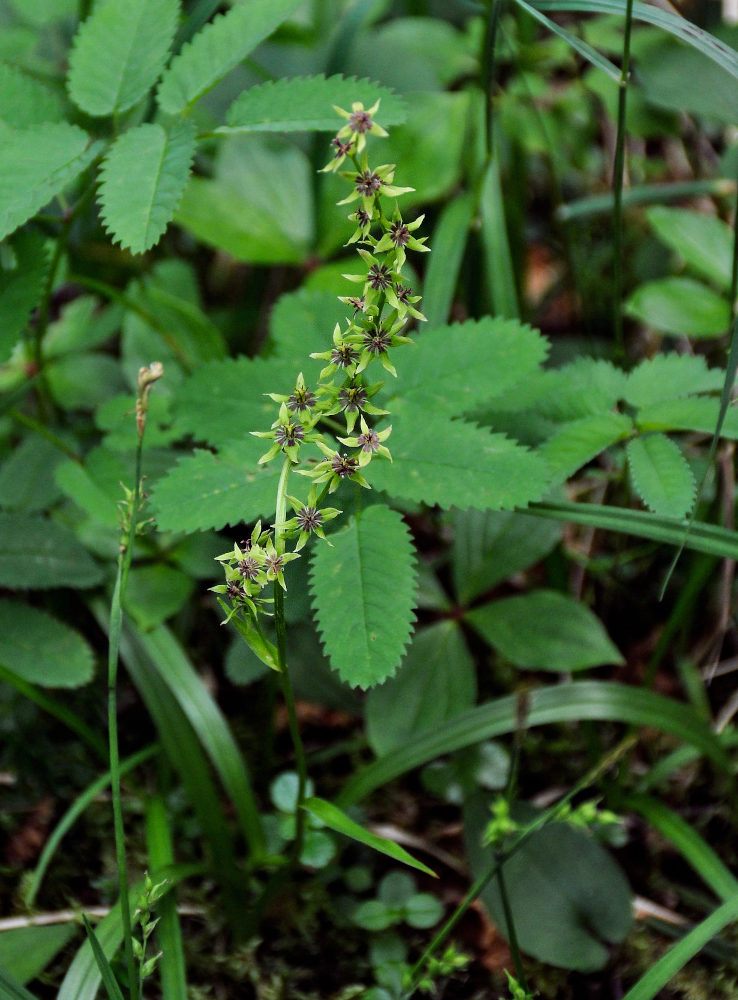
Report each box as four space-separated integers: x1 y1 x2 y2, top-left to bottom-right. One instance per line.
222 74 406 134
0 122 100 240
0 513 103 588
0 61 65 127
636 396 738 438
67 0 179 116
0 598 94 687
0 229 49 362
157 0 302 115
626 433 695 519
540 411 633 480
310 504 416 689
150 438 282 533
625 353 724 408
369 403 551 511
98 120 196 254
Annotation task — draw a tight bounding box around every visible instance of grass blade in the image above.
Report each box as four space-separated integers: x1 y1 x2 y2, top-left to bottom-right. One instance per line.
558 179 736 221
513 0 621 80
145 797 187 1000
0 965 41 1000
422 192 475 327
80 917 125 1000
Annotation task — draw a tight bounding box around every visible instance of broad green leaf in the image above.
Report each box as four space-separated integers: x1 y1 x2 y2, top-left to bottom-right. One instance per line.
303 797 436 878
385 317 549 415
150 438 282 533
625 353 724 408
369 404 552 511
310 505 417 689
43 296 118 359
0 599 95 686
626 433 695 519
466 590 623 671
0 513 103 588
0 965 40 1000
422 192 475 327
0 61 64 127
0 122 100 240
646 206 733 291
465 800 632 971
67 0 179 116
541 411 633 480
222 74 406 134
46 352 126 411
124 565 194 631
0 433 64 512
175 135 312 264
451 509 561 604
0 229 49 362
636 395 738 439
157 0 302 114
487 358 627 421
0 926 75 985
366 620 476 756
625 277 730 337
267 287 346 376
98 120 196 254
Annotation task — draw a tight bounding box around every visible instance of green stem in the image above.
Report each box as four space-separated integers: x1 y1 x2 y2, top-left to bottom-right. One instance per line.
611 0 635 357
8 409 81 461
496 860 528 991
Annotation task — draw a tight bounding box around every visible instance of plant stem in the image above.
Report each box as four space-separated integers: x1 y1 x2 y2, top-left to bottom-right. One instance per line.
612 0 635 357
496 860 529 991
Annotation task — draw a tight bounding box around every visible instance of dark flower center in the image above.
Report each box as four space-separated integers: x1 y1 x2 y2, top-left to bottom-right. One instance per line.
331 137 353 158
227 580 244 601
296 506 323 532
331 453 359 478
346 296 366 314
330 344 360 368
238 557 261 580
339 385 368 412
264 553 285 576
287 386 316 412
395 283 413 303
367 264 392 290
274 421 306 448
355 170 382 197
349 110 373 133
355 208 371 228
389 222 410 247
362 326 392 355
357 429 381 453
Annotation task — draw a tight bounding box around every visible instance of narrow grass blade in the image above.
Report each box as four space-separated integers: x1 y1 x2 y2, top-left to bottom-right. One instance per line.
25 746 158 908
559 179 736 221
0 965 41 1000
422 192 475 327
513 0 621 79
622 894 738 1000
145 797 187 1000
303 797 437 878
533 0 738 80
336 681 728 806
528 500 738 559
125 623 265 859
80 917 125 1000
625 794 738 901
57 901 130 1000
480 154 519 318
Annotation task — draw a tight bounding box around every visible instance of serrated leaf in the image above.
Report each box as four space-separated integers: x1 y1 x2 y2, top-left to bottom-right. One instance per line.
0 229 49 362
150 438 282 533
466 590 623 671
67 0 179 116
98 120 196 254
222 74 406 134
170 355 299 448
369 403 551 511
385 317 549 415
0 122 100 240
540 411 634 479
647 206 733 291
626 433 695 519
365 620 476 756
0 513 103 588
0 598 95 686
157 0 302 115
0 61 65 127
625 277 731 338
268 288 347 375
310 505 416 689
636 396 738 438
625 353 724 408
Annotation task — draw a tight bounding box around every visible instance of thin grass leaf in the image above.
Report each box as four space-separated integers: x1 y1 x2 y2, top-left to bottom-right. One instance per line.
336 681 728 807
157 0 302 114
533 0 738 80
303 797 436 877
145 797 187 1000
621 894 738 1000
422 192 475 327
513 0 621 79
81 917 125 1000
57 901 130 1000
558 179 736 221
0 965 41 1000
480 153 519 318
67 0 179 116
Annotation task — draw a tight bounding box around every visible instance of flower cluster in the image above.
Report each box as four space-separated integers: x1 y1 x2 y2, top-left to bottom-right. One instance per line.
214 100 429 624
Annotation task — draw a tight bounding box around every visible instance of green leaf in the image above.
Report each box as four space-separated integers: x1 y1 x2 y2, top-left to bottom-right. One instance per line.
369 404 552 511
466 590 623 671
310 504 417 689
422 192 475 328
302 797 436 878
0 230 50 362
0 599 95 687
451 509 561 604
488 358 627 422
480 152 519 318
465 800 632 972
541 411 634 480
646 205 733 291
386 317 549 415
636 396 738 439
222 74 406 134
124 565 194 631
513 0 621 79
0 434 63 512
0 61 64 127
157 0 302 115
81 916 125 1000
0 926 75 986
0 122 100 240
268 287 347 375
0 965 41 1000
67 0 179 116
98 120 196 254
625 353 724 408
366 621 476 756
626 433 695 519
145 797 188 1000
46 352 127 411
0 513 103 588
150 438 282 533
625 277 731 338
